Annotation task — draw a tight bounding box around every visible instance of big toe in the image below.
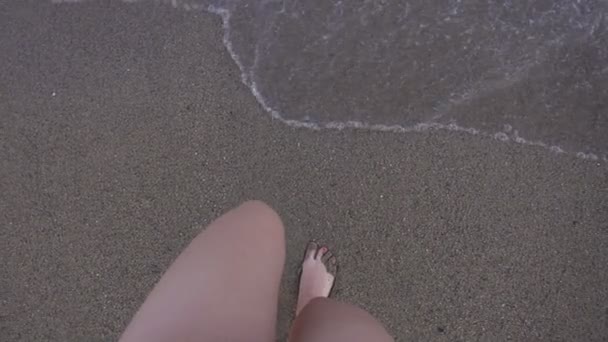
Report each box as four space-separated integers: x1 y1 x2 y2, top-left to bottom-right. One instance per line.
305 241 318 260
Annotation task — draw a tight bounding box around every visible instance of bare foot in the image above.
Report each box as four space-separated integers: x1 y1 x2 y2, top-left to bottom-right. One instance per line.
296 242 337 315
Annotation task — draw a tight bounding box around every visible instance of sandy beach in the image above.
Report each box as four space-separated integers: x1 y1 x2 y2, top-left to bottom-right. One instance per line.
1 1 607 341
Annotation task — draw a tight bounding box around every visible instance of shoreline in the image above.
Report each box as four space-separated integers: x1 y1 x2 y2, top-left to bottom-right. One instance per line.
2 1 607 341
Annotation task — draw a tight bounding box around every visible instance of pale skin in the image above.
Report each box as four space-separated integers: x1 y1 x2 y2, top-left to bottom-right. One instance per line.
120 200 394 342
296 242 337 315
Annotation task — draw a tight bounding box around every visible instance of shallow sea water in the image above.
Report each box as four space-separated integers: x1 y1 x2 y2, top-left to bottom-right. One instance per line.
55 0 608 160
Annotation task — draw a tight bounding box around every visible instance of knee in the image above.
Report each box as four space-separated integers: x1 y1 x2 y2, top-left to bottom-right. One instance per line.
293 298 394 342
298 297 366 320
239 200 276 214
300 297 331 313
302 298 393 333
236 200 285 236
295 298 340 323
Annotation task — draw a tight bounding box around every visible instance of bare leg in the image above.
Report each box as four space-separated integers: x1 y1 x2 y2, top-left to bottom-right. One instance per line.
120 200 285 342
289 243 393 342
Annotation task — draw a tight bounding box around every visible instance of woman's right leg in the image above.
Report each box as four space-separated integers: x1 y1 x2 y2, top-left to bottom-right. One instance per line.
289 243 394 342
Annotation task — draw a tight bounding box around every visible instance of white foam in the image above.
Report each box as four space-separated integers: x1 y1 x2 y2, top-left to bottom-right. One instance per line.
576 152 599 160
494 132 510 142
51 0 88 3
207 4 606 162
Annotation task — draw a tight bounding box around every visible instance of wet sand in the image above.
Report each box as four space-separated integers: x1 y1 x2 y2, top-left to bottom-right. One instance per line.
1 1 607 341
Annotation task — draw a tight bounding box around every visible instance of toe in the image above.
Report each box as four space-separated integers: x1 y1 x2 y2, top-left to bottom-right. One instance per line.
316 246 329 260
327 256 338 275
305 241 318 260
321 250 333 263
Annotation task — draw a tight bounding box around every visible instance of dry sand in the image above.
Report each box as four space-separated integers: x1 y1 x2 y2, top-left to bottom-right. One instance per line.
1 1 607 341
